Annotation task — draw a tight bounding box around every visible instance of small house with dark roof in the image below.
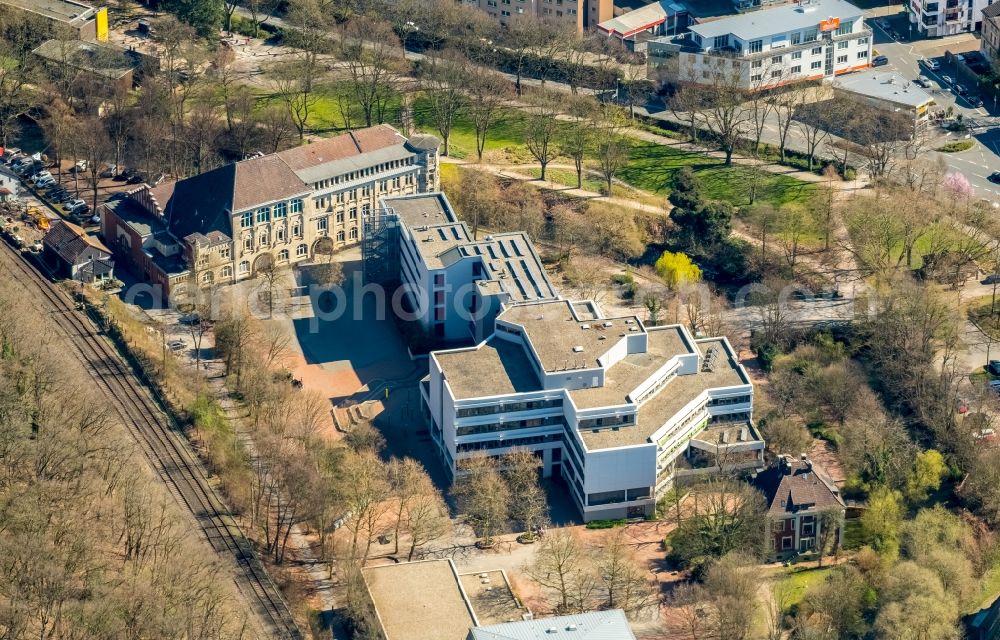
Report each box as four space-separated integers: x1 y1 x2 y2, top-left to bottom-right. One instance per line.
753 454 845 561
99 125 438 299
43 219 114 283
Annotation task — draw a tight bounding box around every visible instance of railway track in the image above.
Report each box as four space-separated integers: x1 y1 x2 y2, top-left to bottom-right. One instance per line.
0 242 303 640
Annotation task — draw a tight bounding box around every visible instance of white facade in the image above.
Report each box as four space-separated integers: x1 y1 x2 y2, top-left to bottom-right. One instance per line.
648 0 872 90
909 0 994 36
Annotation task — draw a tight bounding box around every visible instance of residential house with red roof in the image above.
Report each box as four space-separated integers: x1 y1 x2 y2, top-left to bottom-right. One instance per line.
753 454 846 561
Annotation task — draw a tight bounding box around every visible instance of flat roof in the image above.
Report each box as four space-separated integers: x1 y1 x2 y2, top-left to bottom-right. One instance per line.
569 325 693 409
456 233 558 302
833 72 934 108
363 560 478 640
457 571 526 627
691 421 763 448
598 1 682 37
102 197 167 238
34 39 137 80
498 300 643 373
689 0 864 41
436 338 541 400
470 609 636 640
1 0 96 25
385 193 454 228
580 338 749 450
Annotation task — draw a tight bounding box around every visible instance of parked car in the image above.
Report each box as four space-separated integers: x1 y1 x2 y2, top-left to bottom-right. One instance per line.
954 84 968 95
148 172 166 186
70 160 87 173
989 360 1000 376
63 198 87 211
872 55 889 66
914 76 931 88
923 58 941 70
35 177 55 189
168 340 186 351
126 172 146 184
989 172 1000 184
941 74 954 85
89 213 101 224
99 163 118 178
70 203 90 216
180 313 201 325
969 95 984 108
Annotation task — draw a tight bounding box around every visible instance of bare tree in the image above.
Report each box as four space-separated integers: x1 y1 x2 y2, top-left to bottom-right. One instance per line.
594 528 658 619
527 529 597 614
524 96 560 181
451 454 509 547
501 448 549 539
337 449 393 561
467 69 512 162
687 59 751 166
341 17 405 128
420 49 466 156
594 106 631 196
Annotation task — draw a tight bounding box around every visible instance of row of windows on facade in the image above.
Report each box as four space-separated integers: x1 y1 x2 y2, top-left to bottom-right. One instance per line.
240 198 304 228
747 50 868 80
202 244 318 282
749 37 868 67
243 225 357 251
730 20 857 53
313 176 413 210
311 158 416 191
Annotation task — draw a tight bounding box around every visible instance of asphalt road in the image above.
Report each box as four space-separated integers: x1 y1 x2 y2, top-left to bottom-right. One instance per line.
866 10 1000 199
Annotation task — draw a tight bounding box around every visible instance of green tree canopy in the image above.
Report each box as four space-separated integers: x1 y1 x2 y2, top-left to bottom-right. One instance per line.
655 250 702 291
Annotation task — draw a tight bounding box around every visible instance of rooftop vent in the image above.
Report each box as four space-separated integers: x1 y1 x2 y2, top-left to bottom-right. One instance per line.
603 321 613 327
703 346 721 372
566 624 578 631
629 327 639 332
546 628 559 634
580 324 591 329
573 345 584 352
598 335 607 341
625 319 634 325
485 235 493 241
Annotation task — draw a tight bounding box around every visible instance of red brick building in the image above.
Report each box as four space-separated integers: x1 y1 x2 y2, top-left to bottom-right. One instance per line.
753 455 846 562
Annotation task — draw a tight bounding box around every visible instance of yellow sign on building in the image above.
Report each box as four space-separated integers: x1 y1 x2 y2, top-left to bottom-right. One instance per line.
96 7 109 42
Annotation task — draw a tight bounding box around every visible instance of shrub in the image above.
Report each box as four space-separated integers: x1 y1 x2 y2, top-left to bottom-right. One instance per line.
585 518 627 529
935 140 975 153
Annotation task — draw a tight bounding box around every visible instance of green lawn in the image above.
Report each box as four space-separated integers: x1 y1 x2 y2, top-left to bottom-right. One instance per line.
775 566 833 611
619 141 816 208
265 85 816 209
524 167 611 194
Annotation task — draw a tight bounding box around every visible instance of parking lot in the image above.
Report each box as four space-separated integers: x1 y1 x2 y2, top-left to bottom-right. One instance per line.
860 10 1000 198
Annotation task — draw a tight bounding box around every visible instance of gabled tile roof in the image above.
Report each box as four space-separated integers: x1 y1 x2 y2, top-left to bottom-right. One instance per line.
44 219 111 265
753 456 845 517
150 125 413 241
984 2 1000 19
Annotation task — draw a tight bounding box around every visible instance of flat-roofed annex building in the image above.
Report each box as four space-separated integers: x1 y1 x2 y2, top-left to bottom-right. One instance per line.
385 194 765 521
367 193 558 343
1 0 101 41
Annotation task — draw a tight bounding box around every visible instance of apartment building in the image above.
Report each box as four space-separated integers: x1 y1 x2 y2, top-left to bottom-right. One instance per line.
462 0 612 34
909 0 996 36
647 0 872 90
753 455 846 561
981 1 1000 59
377 195 764 522
365 193 558 343
102 126 438 299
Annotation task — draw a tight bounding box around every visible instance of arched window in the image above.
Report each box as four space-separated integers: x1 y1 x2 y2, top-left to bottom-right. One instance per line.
238 260 249 274
349 227 358 240
336 230 345 242
201 271 214 284
296 244 308 257
278 249 289 261
221 265 233 279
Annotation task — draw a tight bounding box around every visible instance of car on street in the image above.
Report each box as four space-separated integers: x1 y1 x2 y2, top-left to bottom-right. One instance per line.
914 75 931 88
989 360 1000 376
69 202 90 216
922 58 941 70
969 95 984 108
35 176 55 188
954 84 968 95
168 340 186 351
63 198 86 211
989 172 1000 184
872 55 888 66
